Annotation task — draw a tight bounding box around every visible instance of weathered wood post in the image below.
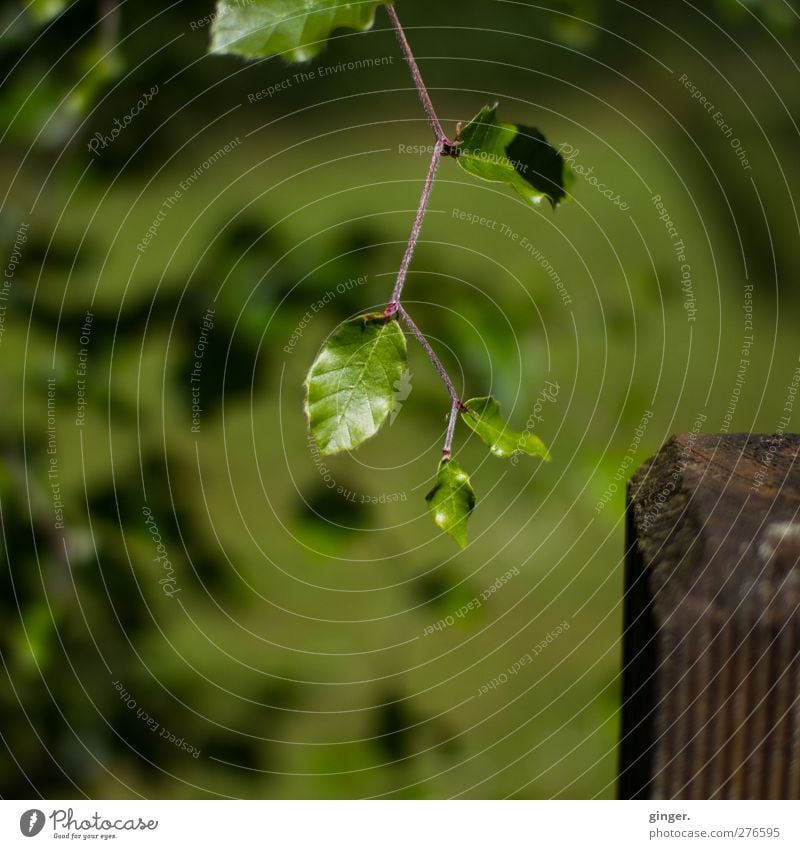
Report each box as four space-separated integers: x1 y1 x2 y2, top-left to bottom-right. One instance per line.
619 432 800 799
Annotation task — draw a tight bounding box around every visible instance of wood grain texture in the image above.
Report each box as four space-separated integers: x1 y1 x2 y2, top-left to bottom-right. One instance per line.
619 432 800 799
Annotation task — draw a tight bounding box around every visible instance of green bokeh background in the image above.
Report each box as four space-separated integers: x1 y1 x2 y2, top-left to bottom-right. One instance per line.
1 0 799 798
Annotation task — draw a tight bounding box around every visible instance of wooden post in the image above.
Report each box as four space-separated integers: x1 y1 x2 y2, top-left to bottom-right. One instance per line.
619 432 800 799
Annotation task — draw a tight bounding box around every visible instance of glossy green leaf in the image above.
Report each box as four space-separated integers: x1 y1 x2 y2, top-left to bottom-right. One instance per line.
305 313 407 455
456 104 570 208
425 459 476 548
210 0 387 62
462 396 550 460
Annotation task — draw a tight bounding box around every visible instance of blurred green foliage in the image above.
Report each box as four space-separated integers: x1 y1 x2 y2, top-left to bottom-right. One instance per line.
1 0 799 799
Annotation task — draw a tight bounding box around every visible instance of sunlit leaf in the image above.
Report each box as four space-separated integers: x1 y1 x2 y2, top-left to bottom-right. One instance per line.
456 104 570 208
462 395 550 460
305 313 407 455
426 459 475 548
210 0 387 62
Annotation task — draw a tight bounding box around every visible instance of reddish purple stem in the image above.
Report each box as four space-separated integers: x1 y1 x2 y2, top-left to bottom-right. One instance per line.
395 305 460 404
443 399 461 459
386 4 446 142
387 137 443 309
384 6 464 458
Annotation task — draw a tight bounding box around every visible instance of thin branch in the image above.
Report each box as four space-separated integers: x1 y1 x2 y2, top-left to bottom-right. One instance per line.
443 399 461 459
396 305 464 406
386 138 443 309
386 4 446 142
385 6 465 457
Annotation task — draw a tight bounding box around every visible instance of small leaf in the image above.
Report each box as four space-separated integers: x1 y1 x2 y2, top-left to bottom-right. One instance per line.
456 104 570 208
305 313 407 455
210 0 387 62
461 396 550 460
425 459 476 549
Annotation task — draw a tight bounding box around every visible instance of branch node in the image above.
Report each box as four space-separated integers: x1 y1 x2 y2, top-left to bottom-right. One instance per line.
441 140 459 158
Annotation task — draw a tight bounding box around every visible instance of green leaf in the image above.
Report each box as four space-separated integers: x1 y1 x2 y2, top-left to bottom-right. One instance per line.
305 313 407 455
461 396 550 460
425 459 476 549
456 104 570 208
210 0 387 62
